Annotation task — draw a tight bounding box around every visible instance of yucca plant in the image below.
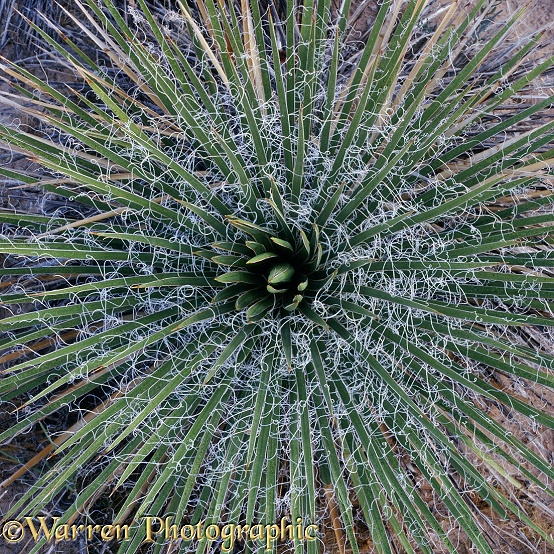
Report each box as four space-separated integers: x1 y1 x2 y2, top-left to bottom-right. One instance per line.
1 0 553 552
0 0 185 51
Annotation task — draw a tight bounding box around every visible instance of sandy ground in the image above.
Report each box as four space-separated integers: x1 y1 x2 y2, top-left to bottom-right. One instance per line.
505 0 554 39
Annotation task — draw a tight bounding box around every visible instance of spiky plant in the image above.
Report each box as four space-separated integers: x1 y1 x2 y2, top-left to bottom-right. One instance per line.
0 0 182 51
1 0 554 552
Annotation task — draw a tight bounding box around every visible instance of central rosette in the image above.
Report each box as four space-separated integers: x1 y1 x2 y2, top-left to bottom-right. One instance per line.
207 215 331 322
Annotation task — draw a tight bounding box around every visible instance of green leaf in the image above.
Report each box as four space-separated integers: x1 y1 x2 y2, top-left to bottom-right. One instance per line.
236 288 265 310
268 263 295 285
214 271 262 284
283 292 303 312
246 252 279 265
270 236 295 253
246 296 274 321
